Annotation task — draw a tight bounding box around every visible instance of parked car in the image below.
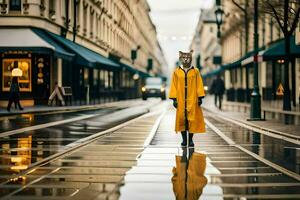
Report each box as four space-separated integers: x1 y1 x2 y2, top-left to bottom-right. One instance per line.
142 77 166 100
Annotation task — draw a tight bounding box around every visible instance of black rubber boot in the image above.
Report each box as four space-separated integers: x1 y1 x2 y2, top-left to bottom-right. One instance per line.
188 133 194 147
181 131 187 147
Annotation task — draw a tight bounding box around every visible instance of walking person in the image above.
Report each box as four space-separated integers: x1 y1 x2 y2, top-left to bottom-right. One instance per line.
210 74 225 110
7 77 23 112
169 50 206 147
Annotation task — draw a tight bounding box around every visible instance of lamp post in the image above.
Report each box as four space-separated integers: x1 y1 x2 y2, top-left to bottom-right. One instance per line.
249 0 262 120
215 0 224 38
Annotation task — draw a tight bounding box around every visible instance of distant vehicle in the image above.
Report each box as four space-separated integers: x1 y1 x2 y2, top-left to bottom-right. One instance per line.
142 77 166 100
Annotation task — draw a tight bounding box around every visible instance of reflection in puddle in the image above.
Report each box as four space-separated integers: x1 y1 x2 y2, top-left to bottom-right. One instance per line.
0 136 32 174
172 148 207 200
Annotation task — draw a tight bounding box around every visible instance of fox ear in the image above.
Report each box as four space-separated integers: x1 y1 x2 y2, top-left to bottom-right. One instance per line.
190 49 194 54
179 51 183 57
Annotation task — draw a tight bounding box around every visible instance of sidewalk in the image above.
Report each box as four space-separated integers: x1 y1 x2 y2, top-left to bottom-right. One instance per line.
0 99 144 116
202 95 300 138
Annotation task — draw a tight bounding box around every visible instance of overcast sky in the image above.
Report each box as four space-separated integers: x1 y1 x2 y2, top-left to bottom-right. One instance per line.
147 0 214 73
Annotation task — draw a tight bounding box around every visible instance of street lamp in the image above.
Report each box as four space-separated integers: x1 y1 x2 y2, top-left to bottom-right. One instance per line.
215 2 224 38
249 0 262 120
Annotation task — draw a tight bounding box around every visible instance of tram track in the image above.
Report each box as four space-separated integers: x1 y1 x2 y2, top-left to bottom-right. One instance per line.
120 109 300 199
0 104 166 199
203 107 300 145
204 113 300 182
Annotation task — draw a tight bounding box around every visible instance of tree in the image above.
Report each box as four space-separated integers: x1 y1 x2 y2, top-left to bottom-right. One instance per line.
262 0 300 114
227 0 300 115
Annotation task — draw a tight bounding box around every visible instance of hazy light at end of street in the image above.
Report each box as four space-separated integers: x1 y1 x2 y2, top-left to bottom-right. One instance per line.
147 0 214 70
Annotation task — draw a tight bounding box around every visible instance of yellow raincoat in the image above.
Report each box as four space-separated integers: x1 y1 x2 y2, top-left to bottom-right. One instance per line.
169 67 205 133
171 152 207 200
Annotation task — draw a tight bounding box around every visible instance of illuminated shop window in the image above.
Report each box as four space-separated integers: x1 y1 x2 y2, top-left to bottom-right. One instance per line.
2 59 32 92
84 68 89 86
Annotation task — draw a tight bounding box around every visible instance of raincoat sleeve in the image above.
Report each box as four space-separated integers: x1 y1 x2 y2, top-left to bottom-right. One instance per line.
169 71 177 99
196 69 205 97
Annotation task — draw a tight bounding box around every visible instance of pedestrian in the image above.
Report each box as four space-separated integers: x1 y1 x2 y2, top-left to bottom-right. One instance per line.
210 74 225 110
7 76 23 112
169 50 206 147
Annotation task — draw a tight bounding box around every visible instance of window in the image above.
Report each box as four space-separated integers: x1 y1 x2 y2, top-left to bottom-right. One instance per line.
9 0 21 11
90 8 94 37
93 69 98 86
84 68 89 86
83 5 88 34
61 0 65 18
104 71 109 89
99 70 105 88
2 59 31 92
49 0 55 18
79 68 83 86
109 71 113 89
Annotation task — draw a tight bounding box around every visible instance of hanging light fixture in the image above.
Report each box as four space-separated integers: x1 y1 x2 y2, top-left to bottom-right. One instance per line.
12 68 23 77
215 0 224 38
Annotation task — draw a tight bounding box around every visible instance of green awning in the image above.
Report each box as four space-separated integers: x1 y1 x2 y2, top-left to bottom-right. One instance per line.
31 29 74 61
45 30 120 69
222 60 241 70
202 67 223 79
0 28 74 60
121 63 138 74
221 48 268 70
261 36 300 60
121 63 151 78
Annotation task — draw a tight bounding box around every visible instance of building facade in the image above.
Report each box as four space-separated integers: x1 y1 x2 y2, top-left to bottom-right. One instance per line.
190 7 221 88
204 0 300 107
0 0 167 106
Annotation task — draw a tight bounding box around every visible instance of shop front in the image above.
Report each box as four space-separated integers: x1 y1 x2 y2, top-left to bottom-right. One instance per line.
0 52 51 106
0 28 73 107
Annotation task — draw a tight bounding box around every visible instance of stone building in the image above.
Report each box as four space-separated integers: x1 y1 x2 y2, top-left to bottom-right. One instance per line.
0 0 167 106
206 0 300 106
190 6 221 88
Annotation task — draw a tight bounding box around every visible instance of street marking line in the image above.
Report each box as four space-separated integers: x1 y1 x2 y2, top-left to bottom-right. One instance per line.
143 110 166 148
204 118 300 182
203 107 300 144
0 99 146 119
0 114 97 138
0 102 155 139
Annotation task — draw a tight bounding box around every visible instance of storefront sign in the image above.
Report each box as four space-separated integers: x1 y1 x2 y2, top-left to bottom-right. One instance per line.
276 83 284 96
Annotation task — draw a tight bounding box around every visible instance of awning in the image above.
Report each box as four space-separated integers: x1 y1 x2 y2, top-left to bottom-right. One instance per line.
202 67 223 79
0 28 74 60
260 36 300 60
121 62 151 78
121 63 138 74
222 51 257 70
45 30 120 69
221 47 268 70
